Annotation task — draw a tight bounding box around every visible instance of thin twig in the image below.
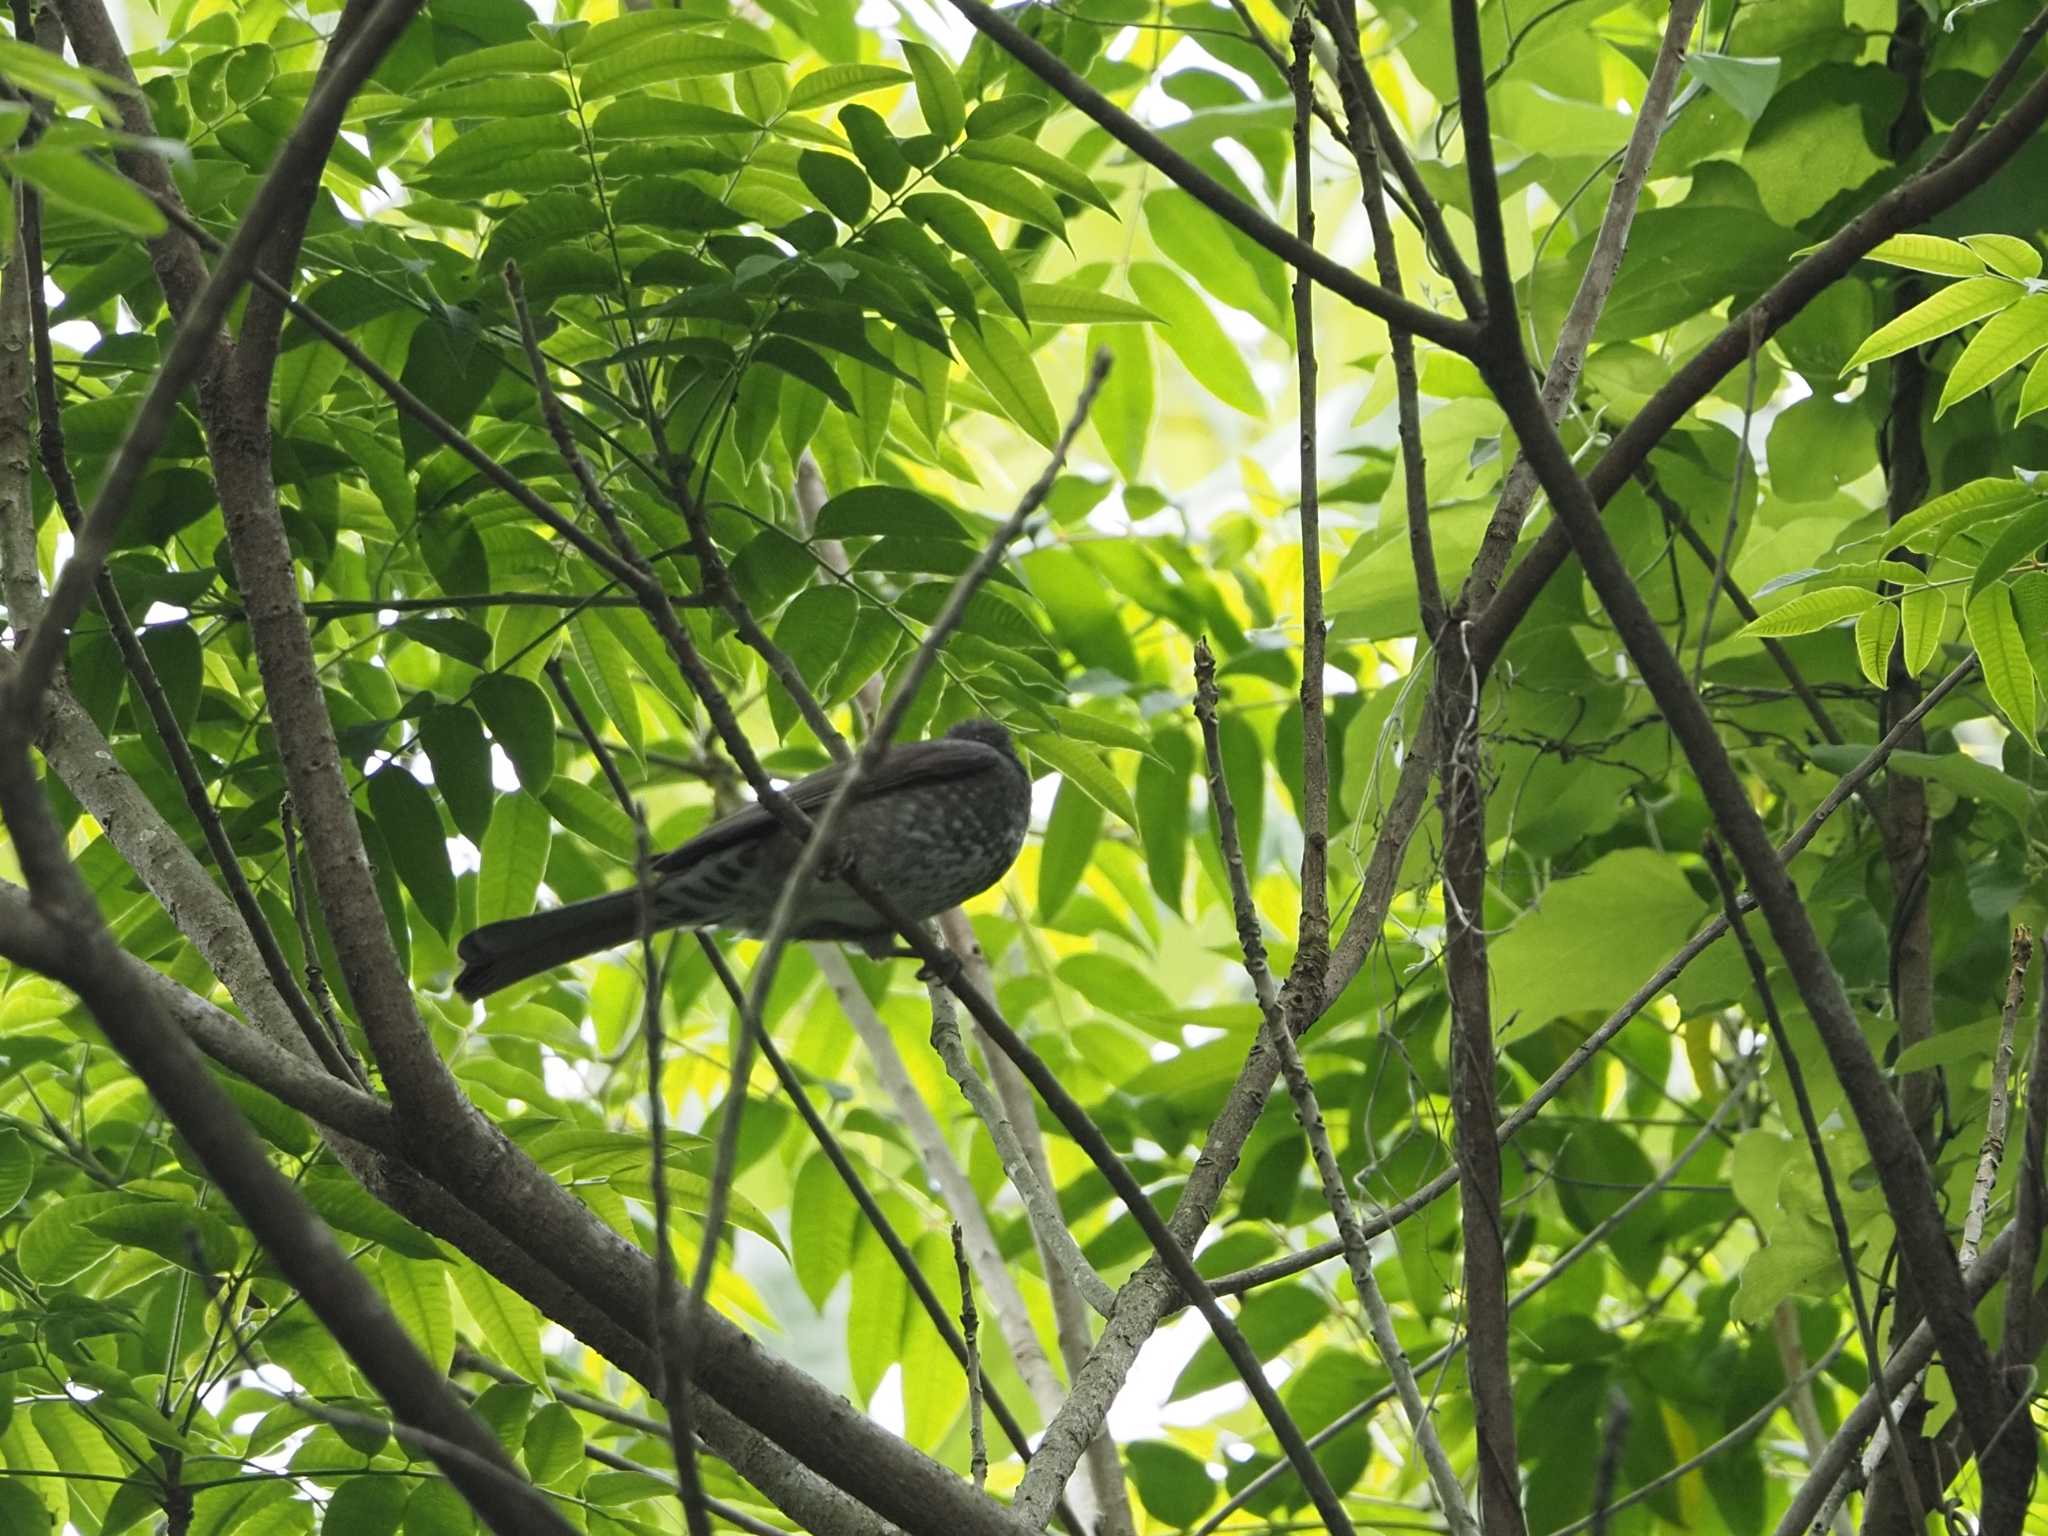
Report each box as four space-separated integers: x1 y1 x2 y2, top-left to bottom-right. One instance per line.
953 1225 988 1493
1462 0 1703 613
698 941 1088 1536
927 979 1117 1315
277 798 355 1074
1966 929 2031 1268
1287 13 1337 999
1587 1389 1630 1536
1194 638 1277 1012
1700 836 1923 1522
1692 313 1763 690
540 657 709 1536
2002 936 2048 1375
943 0 1474 353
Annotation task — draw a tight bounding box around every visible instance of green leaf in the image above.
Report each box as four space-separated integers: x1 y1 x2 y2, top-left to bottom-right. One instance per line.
1130 261 1264 415
1738 586 1878 638
1020 546 1141 677
571 9 719 62
931 157 1065 235
322 1478 405 1536
18 1192 129 1282
578 33 780 100
1089 323 1151 481
756 336 857 412
1060 952 1180 1032
1853 602 1899 688
569 611 643 761
1859 234 1986 277
953 315 1057 446
524 1401 583 1485
0 1130 33 1218
392 76 573 119
1936 292 2048 416
776 1155 853 1310
589 98 759 140
1144 187 1285 331
901 40 964 141
1841 277 2021 371
477 791 553 928
1880 477 2037 554
797 149 871 225
472 673 556 794
1893 1016 2012 1075
82 1200 237 1275
377 1253 454 1372
1020 732 1138 829
366 766 456 937
768 586 856 738
900 193 1026 321
839 104 910 192
1018 280 1157 324
1682 52 1780 122
609 177 745 232
813 484 968 540
1971 501 2048 594
960 132 1114 213
1966 584 2037 738
412 39 563 90
789 63 911 109
540 778 638 863
1494 849 1707 1032
7 145 164 236
420 706 495 846
1127 1441 1216 1528
1811 743 2031 818
1136 728 1192 912
1900 586 1946 675
0 1481 52 1536
1038 779 1103 921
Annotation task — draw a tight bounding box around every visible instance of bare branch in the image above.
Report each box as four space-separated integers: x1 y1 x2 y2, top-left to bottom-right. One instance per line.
926 974 1117 1317
1701 836 1922 1521
1461 0 1703 612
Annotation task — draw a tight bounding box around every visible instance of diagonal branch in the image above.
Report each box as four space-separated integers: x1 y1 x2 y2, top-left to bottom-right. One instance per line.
943 0 1478 353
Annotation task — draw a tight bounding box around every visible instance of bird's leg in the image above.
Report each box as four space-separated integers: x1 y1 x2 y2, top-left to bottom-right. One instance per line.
857 934 940 981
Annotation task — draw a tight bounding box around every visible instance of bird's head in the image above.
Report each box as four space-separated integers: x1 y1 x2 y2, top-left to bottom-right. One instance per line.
946 717 1017 759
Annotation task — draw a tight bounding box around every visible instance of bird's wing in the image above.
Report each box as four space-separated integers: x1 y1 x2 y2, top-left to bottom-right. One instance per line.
650 740 1007 876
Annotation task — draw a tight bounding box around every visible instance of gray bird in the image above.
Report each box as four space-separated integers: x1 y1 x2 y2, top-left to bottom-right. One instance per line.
454 718 1031 1000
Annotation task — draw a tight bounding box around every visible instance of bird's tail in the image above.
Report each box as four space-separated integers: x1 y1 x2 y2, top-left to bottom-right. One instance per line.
454 891 645 1001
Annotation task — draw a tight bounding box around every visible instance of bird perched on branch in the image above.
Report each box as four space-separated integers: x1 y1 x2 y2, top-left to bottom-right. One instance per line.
454 718 1031 1000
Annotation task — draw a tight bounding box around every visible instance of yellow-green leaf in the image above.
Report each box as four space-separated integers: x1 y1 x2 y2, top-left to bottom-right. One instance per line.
1935 292 2048 416
788 62 910 110
1966 584 2037 738
1020 732 1138 829
1962 233 2042 280
1882 477 2036 554
1854 601 1900 687
901 40 964 141
477 791 553 928
1859 234 1985 277
1900 586 1945 675
2018 349 2048 424
952 316 1057 447
1842 277 2020 372
1739 586 1878 638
